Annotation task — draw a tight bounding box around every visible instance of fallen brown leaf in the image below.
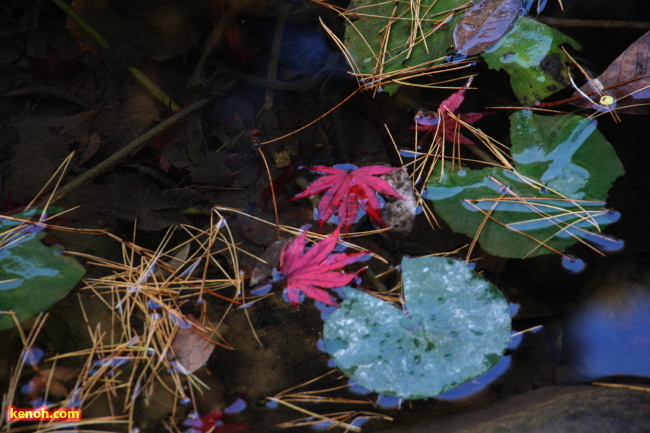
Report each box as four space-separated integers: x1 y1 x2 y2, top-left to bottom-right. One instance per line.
171 315 217 373
572 30 650 114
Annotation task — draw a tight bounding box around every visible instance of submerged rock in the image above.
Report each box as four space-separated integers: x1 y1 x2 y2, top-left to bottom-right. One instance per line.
382 385 650 433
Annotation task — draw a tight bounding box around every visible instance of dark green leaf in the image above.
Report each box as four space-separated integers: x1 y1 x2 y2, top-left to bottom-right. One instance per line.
426 111 625 258
342 0 468 94
480 17 579 105
0 210 85 330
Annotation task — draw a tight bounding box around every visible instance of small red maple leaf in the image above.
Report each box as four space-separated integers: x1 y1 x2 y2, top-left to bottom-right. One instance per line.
408 82 488 145
185 393 251 433
291 164 406 233
278 225 369 308
186 411 251 433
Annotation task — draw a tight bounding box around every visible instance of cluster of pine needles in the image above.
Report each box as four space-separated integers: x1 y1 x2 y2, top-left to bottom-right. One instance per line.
2 208 246 433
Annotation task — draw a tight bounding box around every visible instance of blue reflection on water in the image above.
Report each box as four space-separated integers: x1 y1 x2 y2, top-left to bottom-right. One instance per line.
316 338 327 353
23 346 44 366
581 231 624 252
281 24 332 74
348 381 371 395
562 281 650 379
562 255 586 273
314 300 338 320
224 397 247 414
376 394 402 408
251 283 272 296
312 419 334 430
436 355 512 400
350 416 371 428
399 149 420 158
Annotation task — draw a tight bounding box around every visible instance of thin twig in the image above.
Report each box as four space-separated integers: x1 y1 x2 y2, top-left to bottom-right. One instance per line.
537 17 650 29
49 98 211 202
259 87 362 146
264 1 290 110
210 57 331 91
188 4 241 87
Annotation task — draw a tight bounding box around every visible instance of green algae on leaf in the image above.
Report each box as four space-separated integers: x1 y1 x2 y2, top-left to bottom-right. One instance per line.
480 17 579 105
426 111 625 259
0 209 85 330
323 257 510 399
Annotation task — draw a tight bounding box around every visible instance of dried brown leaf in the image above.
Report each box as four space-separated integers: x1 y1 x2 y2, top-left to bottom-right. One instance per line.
171 315 217 373
572 30 650 114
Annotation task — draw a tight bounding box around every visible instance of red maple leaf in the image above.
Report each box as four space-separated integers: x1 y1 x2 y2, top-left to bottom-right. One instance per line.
408 83 488 145
278 225 369 308
290 164 406 233
186 393 251 433
187 410 251 433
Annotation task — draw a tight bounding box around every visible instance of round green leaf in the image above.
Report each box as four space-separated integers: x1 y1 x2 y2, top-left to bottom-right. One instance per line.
426 111 625 258
323 257 510 399
0 211 85 330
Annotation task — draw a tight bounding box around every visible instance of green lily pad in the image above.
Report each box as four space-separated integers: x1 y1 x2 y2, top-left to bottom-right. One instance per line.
426 111 625 258
0 209 85 330
323 257 510 399
480 17 579 105
343 0 467 94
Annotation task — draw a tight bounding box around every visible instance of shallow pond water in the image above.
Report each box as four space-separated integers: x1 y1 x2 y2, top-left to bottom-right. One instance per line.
2 0 650 432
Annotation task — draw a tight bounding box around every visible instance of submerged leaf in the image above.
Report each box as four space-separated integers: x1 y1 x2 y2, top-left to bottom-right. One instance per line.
453 0 523 57
171 315 218 374
571 30 650 114
323 257 511 399
481 17 579 105
426 111 625 258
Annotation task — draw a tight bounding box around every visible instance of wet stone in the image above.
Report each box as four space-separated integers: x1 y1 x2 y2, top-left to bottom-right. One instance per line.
381 385 650 433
